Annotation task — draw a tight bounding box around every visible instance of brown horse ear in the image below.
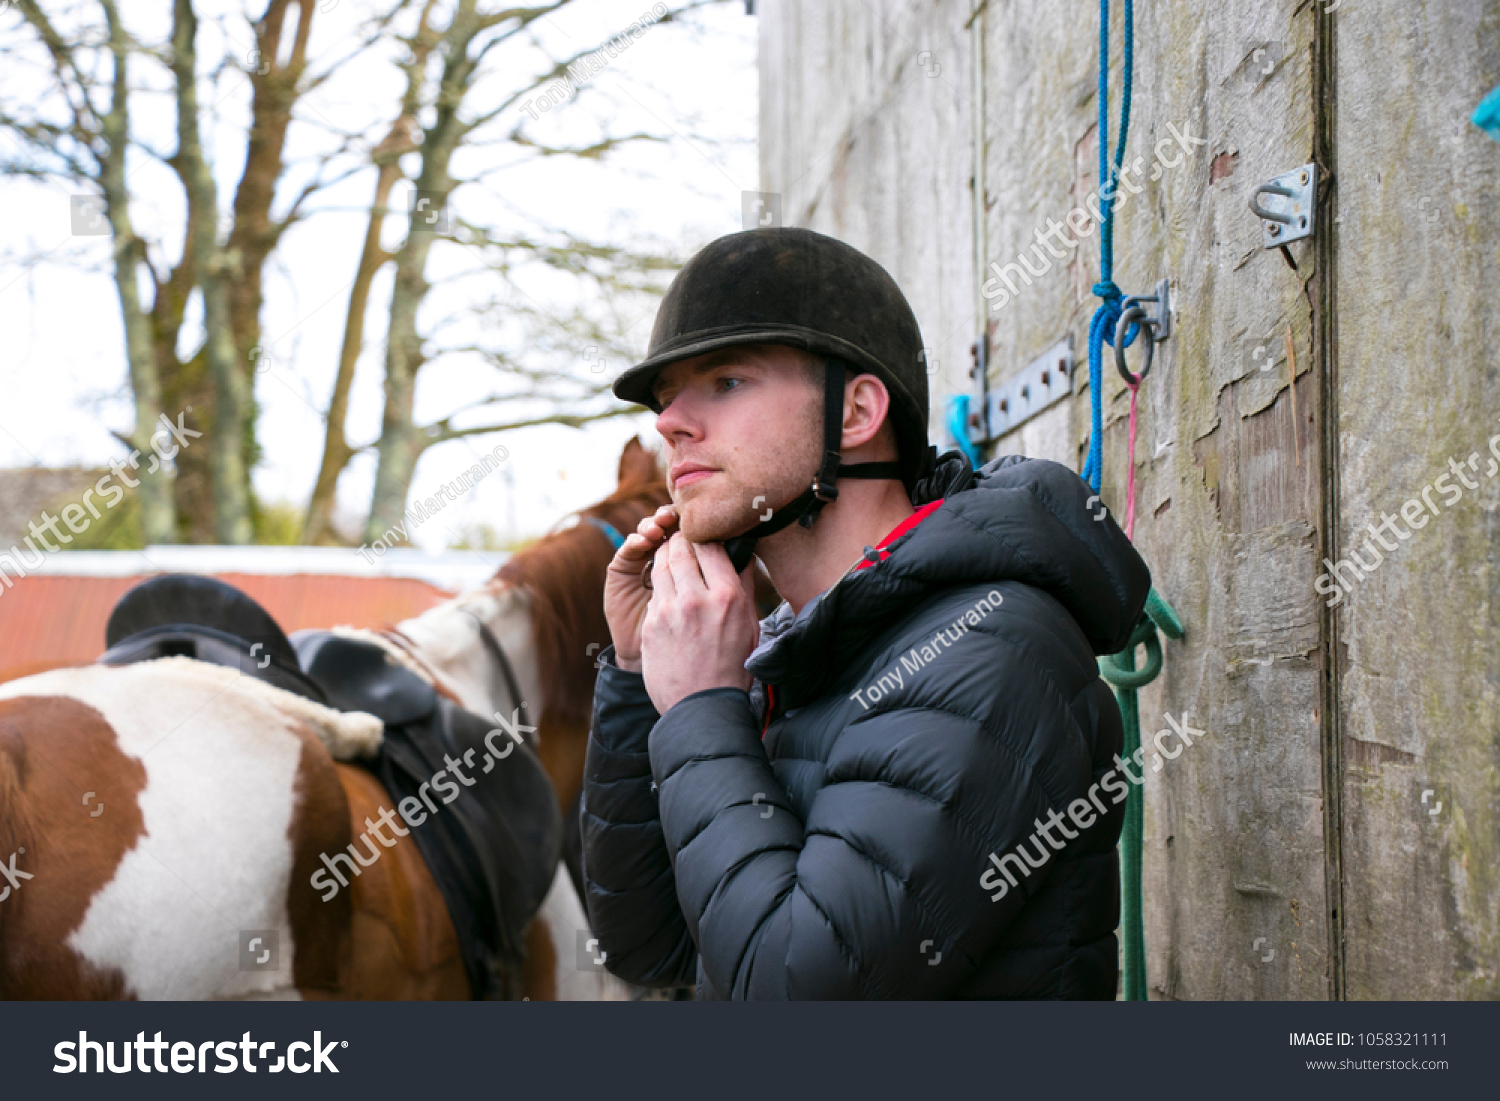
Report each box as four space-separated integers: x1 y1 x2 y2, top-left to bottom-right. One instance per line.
616 436 660 487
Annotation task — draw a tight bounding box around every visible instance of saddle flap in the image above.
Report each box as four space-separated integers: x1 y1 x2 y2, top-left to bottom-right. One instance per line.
375 699 561 998
292 631 436 727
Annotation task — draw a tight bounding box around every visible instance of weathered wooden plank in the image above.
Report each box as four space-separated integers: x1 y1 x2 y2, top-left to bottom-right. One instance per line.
756 0 1499 1001
1334 0 1500 1001
977 0 1331 998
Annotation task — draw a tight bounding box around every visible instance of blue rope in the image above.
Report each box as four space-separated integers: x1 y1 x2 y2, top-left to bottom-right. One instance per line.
1081 0 1137 493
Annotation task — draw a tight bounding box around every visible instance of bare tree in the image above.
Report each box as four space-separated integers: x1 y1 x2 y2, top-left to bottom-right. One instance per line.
4 0 176 541
356 0 719 541
302 0 438 544
1 0 739 546
1 0 384 543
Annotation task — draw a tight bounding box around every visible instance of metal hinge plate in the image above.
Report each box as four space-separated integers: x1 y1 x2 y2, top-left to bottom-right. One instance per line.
987 336 1074 438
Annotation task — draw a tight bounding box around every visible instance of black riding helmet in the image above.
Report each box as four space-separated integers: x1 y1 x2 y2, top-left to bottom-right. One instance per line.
613 227 937 570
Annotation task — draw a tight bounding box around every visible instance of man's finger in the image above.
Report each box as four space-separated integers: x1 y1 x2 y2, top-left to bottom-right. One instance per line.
650 539 678 599
611 530 660 566
635 507 678 538
692 538 744 592
634 506 679 543
609 508 680 570
665 531 707 592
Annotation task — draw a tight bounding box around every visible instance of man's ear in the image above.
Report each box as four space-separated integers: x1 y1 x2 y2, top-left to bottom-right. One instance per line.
842 373 893 452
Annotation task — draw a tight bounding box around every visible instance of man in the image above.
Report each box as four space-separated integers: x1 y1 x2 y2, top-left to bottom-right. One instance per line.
580 226 1150 998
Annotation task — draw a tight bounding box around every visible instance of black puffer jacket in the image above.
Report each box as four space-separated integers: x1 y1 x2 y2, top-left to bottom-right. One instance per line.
581 452 1150 998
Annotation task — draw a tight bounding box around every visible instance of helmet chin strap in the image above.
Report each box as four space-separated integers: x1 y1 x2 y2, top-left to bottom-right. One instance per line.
722 357 901 573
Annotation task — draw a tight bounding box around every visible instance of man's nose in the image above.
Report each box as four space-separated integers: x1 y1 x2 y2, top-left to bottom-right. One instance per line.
654 392 703 441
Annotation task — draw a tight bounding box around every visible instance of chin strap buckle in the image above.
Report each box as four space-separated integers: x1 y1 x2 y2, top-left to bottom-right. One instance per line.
810 450 841 504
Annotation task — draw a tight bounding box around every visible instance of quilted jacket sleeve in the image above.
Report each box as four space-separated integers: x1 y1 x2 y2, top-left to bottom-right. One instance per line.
579 645 699 987
649 624 1097 999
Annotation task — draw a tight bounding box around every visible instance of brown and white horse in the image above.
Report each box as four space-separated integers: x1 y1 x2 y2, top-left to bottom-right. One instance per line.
0 439 672 1000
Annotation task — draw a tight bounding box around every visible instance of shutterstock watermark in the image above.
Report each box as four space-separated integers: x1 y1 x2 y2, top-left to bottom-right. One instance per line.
358 444 508 561
850 590 1003 710
310 708 534 901
979 711 1208 901
982 121 1209 313
742 191 781 230
1316 425 1500 608
519 4 668 120
0 410 201 595
0 846 32 902
54 1031 344 1074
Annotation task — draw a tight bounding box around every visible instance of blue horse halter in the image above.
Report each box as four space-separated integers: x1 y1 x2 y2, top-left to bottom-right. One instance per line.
582 516 626 549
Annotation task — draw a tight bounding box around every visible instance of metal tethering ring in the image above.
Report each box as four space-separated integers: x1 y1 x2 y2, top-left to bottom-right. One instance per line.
1114 305 1155 386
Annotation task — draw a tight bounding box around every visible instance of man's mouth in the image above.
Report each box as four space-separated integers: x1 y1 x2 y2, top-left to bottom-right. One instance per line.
670 461 720 491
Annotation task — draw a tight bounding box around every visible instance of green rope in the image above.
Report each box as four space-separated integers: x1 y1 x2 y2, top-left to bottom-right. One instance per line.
1097 586 1183 1001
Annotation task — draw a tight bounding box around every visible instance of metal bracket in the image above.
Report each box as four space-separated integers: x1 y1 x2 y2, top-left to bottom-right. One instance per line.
1115 279 1171 385
1122 279 1171 342
1250 163 1317 248
986 336 1074 438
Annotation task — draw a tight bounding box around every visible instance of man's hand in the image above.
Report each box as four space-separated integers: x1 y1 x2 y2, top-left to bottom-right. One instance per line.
641 532 759 714
603 504 680 673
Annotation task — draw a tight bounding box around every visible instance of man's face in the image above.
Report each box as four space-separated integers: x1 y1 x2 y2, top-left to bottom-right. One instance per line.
651 344 823 542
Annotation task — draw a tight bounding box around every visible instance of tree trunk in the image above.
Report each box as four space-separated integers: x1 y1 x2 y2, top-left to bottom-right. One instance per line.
100 1 175 543
365 0 480 541
304 4 437 545
172 0 252 543
301 154 399 544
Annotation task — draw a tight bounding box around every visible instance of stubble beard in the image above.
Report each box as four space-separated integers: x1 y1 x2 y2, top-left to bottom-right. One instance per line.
671 396 822 543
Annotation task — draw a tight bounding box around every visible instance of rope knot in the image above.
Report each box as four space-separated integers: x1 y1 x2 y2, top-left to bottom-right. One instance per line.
1091 284 1138 350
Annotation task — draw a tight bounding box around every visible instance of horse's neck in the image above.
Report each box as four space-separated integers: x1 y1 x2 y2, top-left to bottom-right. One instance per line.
393 583 540 724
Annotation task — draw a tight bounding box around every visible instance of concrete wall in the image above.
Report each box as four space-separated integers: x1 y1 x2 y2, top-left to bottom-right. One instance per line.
758 0 1500 999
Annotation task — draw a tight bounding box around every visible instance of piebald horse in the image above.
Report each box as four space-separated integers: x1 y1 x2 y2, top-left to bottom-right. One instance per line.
0 439 671 1000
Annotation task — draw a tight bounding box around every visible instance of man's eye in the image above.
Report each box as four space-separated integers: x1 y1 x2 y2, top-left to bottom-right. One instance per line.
716 376 742 392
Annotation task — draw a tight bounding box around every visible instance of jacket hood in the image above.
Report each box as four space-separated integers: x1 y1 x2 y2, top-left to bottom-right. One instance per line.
746 450 1151 700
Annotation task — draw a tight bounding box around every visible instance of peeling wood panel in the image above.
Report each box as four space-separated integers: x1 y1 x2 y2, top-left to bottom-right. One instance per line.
1333 0 1500 1000
756 0 1499 1001
981 2 1331 998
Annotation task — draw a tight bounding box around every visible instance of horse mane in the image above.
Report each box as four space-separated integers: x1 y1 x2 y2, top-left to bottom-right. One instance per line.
493 474 670 728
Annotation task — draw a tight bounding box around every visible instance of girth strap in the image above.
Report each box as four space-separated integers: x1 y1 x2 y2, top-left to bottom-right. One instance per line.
464 611 531 737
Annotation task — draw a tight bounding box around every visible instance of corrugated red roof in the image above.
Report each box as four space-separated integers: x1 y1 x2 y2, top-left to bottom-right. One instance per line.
0 572 454 683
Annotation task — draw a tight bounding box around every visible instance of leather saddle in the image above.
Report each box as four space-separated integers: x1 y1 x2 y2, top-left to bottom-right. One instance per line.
100 574 561 1000
102 573 328 703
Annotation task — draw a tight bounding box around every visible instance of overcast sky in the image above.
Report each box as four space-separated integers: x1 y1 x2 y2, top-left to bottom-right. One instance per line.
0 0 759 550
